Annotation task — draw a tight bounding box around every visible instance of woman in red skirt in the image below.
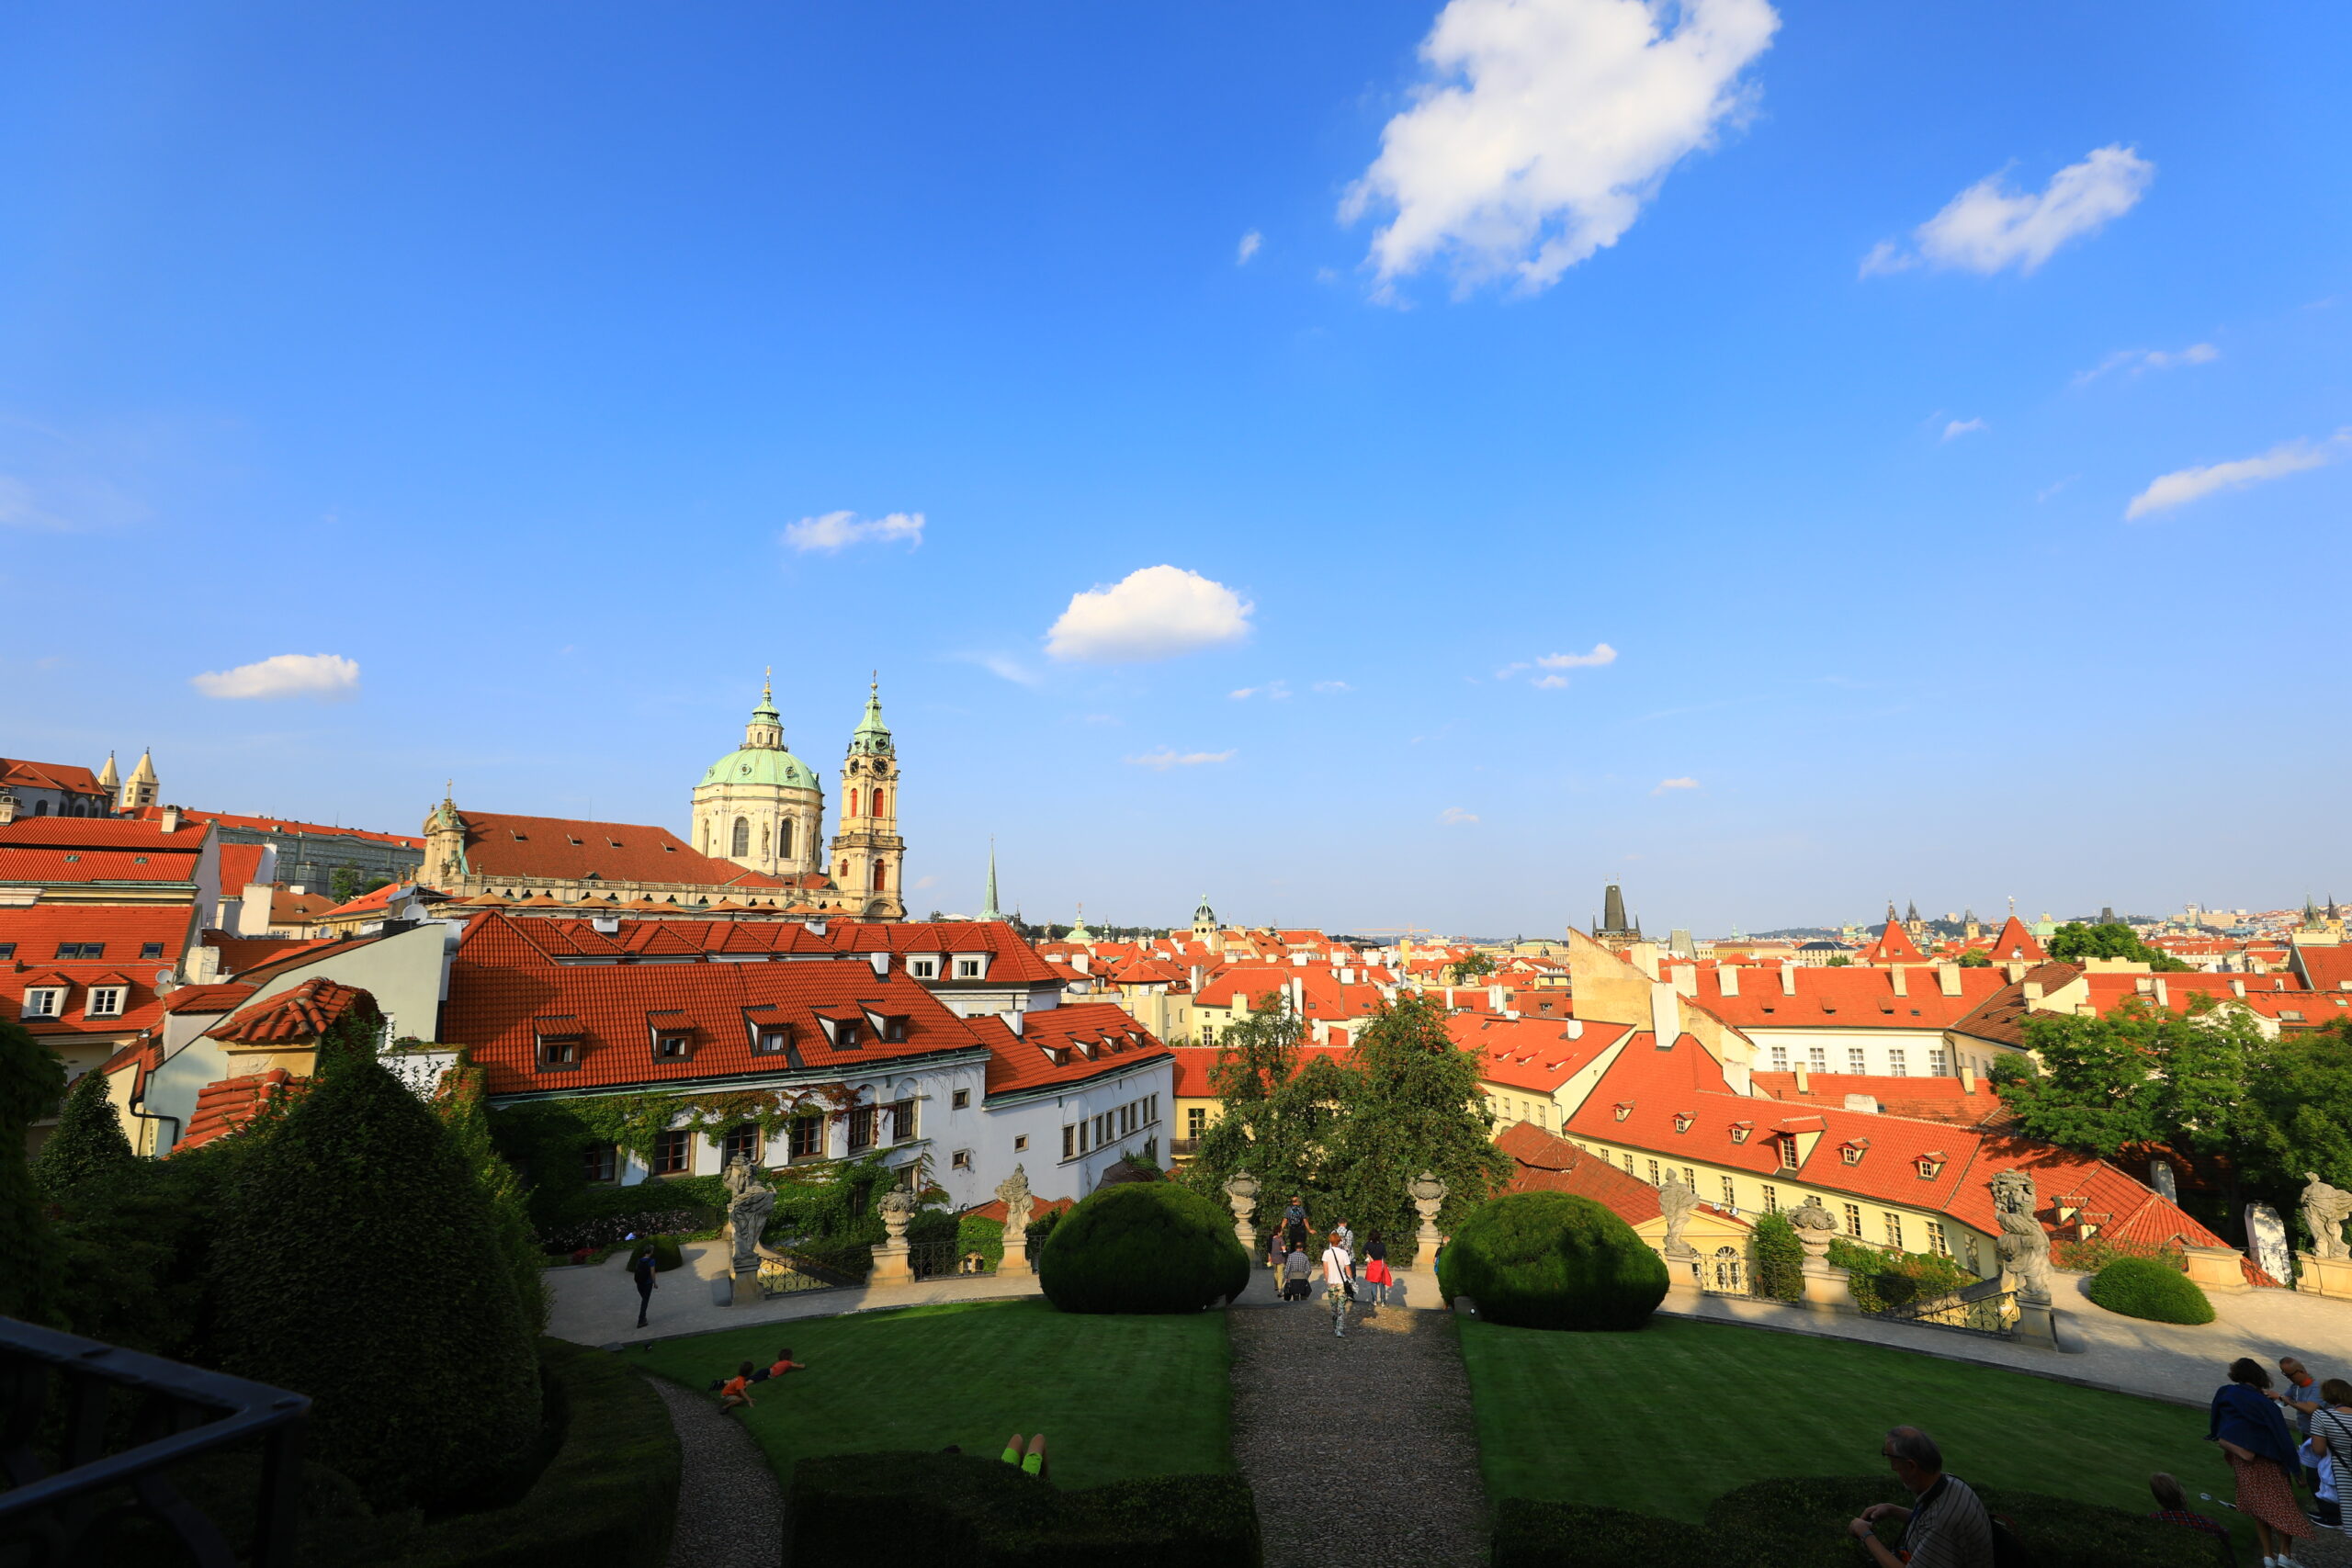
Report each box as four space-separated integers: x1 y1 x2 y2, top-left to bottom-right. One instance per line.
2209 1357 2312 1567
1362 1229 1395 1304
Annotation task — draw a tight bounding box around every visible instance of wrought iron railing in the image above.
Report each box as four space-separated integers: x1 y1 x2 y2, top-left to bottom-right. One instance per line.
907 1238 996 1280
0 1315 311 1568
1865 1278 2018 1337
757 1247 864 1297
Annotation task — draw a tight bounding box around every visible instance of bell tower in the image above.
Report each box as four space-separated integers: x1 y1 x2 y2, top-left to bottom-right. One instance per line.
422 786 469 890
831 677 905 920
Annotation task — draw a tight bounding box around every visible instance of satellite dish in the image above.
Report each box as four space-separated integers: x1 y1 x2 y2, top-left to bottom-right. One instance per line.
155 968 175 986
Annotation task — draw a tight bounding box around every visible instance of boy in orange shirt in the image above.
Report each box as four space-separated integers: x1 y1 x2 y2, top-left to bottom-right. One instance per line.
718 1360 756 1412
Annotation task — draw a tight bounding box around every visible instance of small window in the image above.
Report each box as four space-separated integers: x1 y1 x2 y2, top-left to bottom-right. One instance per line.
1013 1134 1028 1152
787 1115 823 1159
653 1129 691 1176
654 1034 691 1059
847 1105 877 1151
0 943 14 959
1926 1221 1950 1258
1928 1048 1950 1076
1843 1202 1863 1237
582 1144 617 1183
956 958 982 978
85 987 125 1018
140 942 164 960
951 1149 973 1170
1720 1176 1736 1206
1883 1213 1904 1248
1761 1184 1779 1213
1847 1047 1866 1074
1806 1046 1826 1072
536 1036 580 1070
911 959 937 979
1770 1045 1788 1070
1778 1137 1800 1170
1187 1106 1207 1138
23 988 63 1019
1887 1048 1908 1077
1645 1159 1660 1185
879 1016 908 1043
755 1027 788 1055
722 1123 761 1165
887 1098 917 1143
951 1089 970 1111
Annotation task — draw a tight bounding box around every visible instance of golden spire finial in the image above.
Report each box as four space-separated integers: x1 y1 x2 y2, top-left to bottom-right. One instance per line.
763 666 773 702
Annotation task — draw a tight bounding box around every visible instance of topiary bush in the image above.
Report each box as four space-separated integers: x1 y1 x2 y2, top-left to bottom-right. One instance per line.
213 1052 544 1512
1037 1182 1250 1314
32 1066 136 1201
2087 1254 2215 1325
1435 1191 1668 1331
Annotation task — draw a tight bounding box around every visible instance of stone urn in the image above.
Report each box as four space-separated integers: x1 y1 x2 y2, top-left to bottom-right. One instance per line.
1222 1169 1261 1255
1408 1170 1448 1268
872 1187 919 1285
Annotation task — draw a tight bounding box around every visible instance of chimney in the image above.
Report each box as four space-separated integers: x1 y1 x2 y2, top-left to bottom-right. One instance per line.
2152 977 2168 1009
1189 964 1204 992
1649 980 1678 1046
1289 976 1306 1017
2022 980 2044 1005
2004 962 2026 983
592 915 620 935
2230 977 2246 997
1959 1062 1977 1094
1565 1019 1583 1040
1488 982 1506 1012
160 804 182 834
1780 963 1797 996
809 919 827 937
1891 965 1908 997
1937 964 1962 997
869 951 890 978
1671 965 1698 998
1007 1010 1024 1036
1719 965 1739 997
1072 953 1090 975
184 944 222 983
1793 1060 1811 1094
0 792 15 825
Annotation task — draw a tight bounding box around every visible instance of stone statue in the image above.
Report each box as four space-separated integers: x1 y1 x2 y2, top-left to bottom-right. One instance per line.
1657 1172 1700 1260
1789 1196 1838 1259
1990 1169 2052 1303
2246 1201 2292 1283
995 1163 1035 1237
2301 1172 2352 1262
725 1157 776 1277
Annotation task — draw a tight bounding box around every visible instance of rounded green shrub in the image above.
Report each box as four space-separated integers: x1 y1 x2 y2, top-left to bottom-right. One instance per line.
1037 1181 1250 1314
628 1234 684 1272
1436 1190 1668 1331
2087 1254 2214 1325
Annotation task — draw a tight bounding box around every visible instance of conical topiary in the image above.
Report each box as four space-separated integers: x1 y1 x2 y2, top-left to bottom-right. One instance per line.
213 1053 542 1510
33 1066 136 1201
1437 1190 1669 1330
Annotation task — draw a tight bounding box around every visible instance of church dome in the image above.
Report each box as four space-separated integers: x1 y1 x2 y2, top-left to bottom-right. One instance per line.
700 746 819 791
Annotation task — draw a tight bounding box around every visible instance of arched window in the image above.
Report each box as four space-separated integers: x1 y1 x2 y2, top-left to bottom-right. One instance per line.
34 800 49 816
874 862 888 891
847 789 860 818
874 790 888 818
780 818 794 858
731 818 751 857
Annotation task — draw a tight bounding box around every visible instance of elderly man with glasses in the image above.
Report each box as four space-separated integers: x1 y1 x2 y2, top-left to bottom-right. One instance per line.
1848 1427 1996 1568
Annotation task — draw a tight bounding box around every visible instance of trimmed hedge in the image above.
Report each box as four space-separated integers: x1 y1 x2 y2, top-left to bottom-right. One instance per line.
1037 1182 1250 1314
787 1450 1260 1567
2087 1254 2215 1325
370 1340 682 1568
1435 1191 1668 1331
1494 1475 2218 1568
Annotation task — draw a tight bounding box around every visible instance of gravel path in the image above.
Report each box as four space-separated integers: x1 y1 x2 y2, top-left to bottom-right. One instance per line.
1227 1277 1487 1568
647 1373 784 1568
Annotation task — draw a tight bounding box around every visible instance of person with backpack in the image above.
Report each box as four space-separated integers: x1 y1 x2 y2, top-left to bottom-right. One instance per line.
2210 1358 2314 1568
1847 1426 1996 1568
2304 1379 2352 1531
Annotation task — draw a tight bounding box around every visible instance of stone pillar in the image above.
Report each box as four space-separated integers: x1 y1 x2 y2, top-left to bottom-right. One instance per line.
2296 1252 2352 1302
999 1221 1031 1278
1794 1215 1850 1314
1222 1169 1261 1261
2014 1295 2059 1348
870 1189 916 1287
2183 1244 2250 1293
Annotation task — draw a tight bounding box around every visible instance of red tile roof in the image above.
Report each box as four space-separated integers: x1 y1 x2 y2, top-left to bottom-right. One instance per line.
1498 1120 1712 1229
206 977 377 1045
163 982 260 1017
822 921 1065 987
1679 963 2007 1030
1749 1071 2012 1130
1858 921 1927 964
2 757 107 795
199 931 337 976
964 1194 1077 1226
179 1068 303 1150
219 843 270 892
967 1002 1170 1100
1453 1014 1627 1092
2291 945 2352 994
1167 1043 1356 1099
450 810 795 889
443 913 989 1095
125 805 423 850
1985 917 2048 964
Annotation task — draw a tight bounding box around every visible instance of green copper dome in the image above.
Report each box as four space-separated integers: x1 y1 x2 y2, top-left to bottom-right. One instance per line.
700 747 820 791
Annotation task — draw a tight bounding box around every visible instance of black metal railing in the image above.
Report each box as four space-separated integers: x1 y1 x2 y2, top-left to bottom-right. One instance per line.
757 1247 864 1297
907 1238 996 1281
1865 1276 2018 1337
0 1315 311 1568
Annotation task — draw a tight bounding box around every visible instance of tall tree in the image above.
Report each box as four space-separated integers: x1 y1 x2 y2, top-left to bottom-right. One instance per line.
32 1066 136 1200
2046 920 2191 971
1329 991 1509 1241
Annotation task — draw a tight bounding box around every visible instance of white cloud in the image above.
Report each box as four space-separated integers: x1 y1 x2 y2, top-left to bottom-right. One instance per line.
1539 643 1617 670
2036 475 2080 503
1652 776 1700 795
2124 432 2346 520
1046 565 1253 663
1340 0 1779 298
1942 418 1987 441
1229 680 1291 701
1532 673 1571 689
1862 145 2154 277
1313 680 1352 694
191 653 360 701
1237 230 1262 265
781 509 925 553
2074 342 2218 385
1125 748 1236 770
1439 807 1480 825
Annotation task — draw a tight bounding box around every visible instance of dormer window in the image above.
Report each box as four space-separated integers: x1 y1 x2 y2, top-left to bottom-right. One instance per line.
1778 1136 1800 1170
536 1035 580 1070
1917 1153 1946 1179
1840 1138 1871 1166
22 987 64 1019
1729 1122 1753 1145
910 958 938 979
654 1034 691 1060
1672 1112 1695 1134
868 1012 910 1043
955 956 984 979
754 1026 790 1055
85 987 125 1018
1612 1101 1633 1122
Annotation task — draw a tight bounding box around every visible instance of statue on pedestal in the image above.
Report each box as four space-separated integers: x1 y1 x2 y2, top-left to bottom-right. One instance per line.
1657 1173 1700 1260
995 1164 1035 1272
1991 1169 2052 1303
723 1151 775 1277
2301 1172 2352 1262
1221 1168 1261 1251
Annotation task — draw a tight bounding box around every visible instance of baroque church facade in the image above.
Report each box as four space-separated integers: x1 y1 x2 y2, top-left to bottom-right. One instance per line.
419 678 907 920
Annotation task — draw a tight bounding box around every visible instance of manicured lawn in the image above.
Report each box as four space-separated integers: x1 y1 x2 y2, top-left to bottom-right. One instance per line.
637 1298 1232 1491
1461 1317 2254 1551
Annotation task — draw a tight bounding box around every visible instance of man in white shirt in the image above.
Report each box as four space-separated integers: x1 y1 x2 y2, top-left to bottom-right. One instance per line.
1321 1235 1354 1338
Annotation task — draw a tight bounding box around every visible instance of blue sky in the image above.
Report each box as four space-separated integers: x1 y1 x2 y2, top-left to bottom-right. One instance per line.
4 1 2346 936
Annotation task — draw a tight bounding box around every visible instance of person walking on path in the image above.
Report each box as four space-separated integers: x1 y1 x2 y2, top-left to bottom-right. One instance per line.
1362 1230 1393 1305
2211 1357 2314 1567
1283 1195 1310 1258
1332 1219 1355 1258
1322 1231 1354 1338
2278 1357 2325 1495
629 1244 660 1328
2305 1379 2352 1530
1847 1426 1994 1568
1283 1244 1312 1303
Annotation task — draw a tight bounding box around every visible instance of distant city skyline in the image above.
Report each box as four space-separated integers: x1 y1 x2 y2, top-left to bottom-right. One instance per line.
5 2 2345 932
